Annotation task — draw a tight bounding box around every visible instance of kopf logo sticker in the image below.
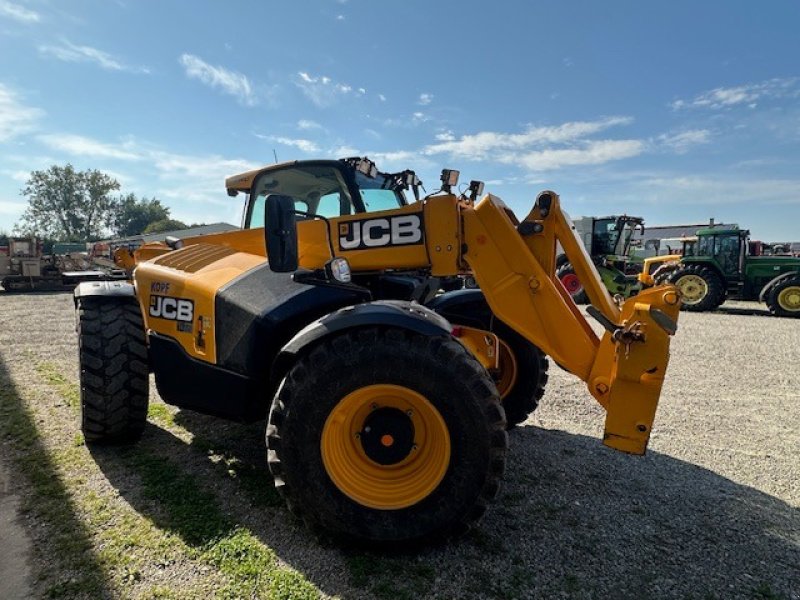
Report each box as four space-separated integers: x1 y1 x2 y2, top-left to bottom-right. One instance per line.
339 214 423 250
149 295 194 322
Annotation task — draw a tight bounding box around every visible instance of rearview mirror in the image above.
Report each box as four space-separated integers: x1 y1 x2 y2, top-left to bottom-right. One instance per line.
264 194 298 272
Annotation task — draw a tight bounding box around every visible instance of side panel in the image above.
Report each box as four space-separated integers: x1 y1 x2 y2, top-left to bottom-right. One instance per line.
215 263 365 375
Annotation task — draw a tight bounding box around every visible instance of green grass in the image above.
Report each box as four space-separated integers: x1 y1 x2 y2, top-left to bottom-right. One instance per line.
21 360 320 599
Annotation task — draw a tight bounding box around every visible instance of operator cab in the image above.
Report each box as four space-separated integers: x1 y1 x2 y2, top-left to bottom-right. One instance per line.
590 216 644 260
226 157 422 229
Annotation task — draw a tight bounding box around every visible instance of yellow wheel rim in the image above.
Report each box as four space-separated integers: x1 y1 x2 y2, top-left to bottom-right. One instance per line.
675 274 708 304
494 339 518 400
777 285 800 312
321 384 451 510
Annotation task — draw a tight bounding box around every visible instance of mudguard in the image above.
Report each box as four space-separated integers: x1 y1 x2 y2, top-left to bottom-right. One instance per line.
425 289 492 328
272 300 451 379
73 280 136 306
759 271 800 302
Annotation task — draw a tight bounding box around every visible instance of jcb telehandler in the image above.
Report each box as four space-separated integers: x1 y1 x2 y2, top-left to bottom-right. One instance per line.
75 157 681 546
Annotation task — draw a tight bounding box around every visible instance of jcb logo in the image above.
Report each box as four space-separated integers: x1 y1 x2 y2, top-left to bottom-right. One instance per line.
149 295 194 322
339 214 423 250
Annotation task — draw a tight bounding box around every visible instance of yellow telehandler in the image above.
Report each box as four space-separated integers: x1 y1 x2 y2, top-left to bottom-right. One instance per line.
75 157 680 546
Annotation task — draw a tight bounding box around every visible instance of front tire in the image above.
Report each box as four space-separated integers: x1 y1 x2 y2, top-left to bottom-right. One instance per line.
77 297 149 443
669 265 725 312
766 276 800 318
266 327 507 547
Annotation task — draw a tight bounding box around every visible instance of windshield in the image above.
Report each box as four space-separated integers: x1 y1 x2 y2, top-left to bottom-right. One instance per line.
355 171 407 213
245 165 354 228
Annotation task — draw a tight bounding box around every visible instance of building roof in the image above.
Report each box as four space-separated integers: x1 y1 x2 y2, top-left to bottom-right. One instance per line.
110 222 239 246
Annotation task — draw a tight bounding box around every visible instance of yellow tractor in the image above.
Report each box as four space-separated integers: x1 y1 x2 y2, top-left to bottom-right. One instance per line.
75 157 681 546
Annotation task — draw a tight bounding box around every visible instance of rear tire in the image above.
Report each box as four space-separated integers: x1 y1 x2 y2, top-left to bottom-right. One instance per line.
669 265 725 312
492 322 549 428
766 276 800 318
77 297 149 443
266 327 507 547
556 263 589 304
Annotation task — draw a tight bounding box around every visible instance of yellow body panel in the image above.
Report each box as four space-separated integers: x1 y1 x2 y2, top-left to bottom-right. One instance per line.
638 254 681 286
135 247 264 363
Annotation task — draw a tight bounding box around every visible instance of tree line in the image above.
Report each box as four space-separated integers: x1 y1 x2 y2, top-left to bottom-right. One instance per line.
5 164 203 243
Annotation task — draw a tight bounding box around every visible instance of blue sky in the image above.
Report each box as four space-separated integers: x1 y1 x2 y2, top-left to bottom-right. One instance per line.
1 0 799 240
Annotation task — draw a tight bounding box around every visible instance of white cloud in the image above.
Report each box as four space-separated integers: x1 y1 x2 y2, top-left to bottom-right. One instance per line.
37 133 141 160
423 116 633 160
179 53 255 106
418 93 433 106
672 78 798 110
268 136 320 153
658 129 711 154
378 94 386 102
39 39 149 73
336 14 345 21
635 175 800 206
0 84 44 142
435 130 455 141
294 71 363 107
0 1 39 23
412 112 430 124
508 139 644 171
330 145 359 157
297 119 322 130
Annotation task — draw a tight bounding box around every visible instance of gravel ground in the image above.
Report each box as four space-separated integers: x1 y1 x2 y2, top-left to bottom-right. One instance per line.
0 291 798 599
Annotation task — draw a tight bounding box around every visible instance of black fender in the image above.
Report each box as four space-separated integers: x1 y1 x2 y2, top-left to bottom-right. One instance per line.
425 289 492 329
759 271 800 303
73 280 136 307
271 300 452 384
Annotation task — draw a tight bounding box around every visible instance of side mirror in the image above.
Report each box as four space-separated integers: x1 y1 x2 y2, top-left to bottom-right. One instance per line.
264 194 298 272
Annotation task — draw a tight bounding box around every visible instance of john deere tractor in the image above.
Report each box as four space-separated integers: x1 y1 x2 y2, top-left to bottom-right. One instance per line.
648 225 800 316
556 215 644 303
75 157 681 547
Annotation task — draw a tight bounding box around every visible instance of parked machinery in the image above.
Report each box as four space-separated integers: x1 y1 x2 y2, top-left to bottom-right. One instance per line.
640 225 800 317
556 214 645 303
74 157 682 547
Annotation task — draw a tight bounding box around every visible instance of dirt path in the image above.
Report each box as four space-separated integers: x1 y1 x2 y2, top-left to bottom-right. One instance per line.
0 455 33 600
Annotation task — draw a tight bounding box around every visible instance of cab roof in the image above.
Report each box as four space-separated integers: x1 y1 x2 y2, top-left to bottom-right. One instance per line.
696 226 749 237
225 159 344 194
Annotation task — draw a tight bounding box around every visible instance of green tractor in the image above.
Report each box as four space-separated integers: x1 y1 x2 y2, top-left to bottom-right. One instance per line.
668 226 800 317
557 215 644 303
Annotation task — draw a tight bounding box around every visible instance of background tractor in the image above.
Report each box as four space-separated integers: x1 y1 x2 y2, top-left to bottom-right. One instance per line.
75 157 681 547
642 225 800 316
556 214 644 303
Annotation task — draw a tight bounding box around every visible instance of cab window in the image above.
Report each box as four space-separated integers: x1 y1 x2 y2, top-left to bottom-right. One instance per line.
244 165 354 228
354 171 406 213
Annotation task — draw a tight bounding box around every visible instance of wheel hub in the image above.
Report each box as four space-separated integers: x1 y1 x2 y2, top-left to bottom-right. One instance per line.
320 384 451 510
777 285 800 312
676 274 708 304
561 273 582 294
359 407 415 465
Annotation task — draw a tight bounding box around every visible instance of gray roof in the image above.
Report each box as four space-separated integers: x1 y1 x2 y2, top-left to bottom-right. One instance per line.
110 222 239 246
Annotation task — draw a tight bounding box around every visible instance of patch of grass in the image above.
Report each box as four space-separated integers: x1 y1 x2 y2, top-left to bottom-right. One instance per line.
36 360 319 599
147 402 175 427
346 553 436 599
751 582 785 600
35 362 79 408
0 365 108 597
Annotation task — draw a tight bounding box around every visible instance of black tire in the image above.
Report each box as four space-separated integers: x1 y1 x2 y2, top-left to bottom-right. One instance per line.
492 322 549 429
765 275 800 318
77 297 149 443
556 263 589 304
668 264 726 312
652 264 678 286
266 326 507 547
